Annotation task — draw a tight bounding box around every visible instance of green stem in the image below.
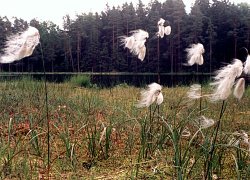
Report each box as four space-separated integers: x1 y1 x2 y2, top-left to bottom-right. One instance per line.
40 43 50 179
199 84 202 116
205 100 226 179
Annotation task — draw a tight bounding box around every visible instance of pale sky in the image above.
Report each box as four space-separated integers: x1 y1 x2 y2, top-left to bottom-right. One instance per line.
0 0 249 27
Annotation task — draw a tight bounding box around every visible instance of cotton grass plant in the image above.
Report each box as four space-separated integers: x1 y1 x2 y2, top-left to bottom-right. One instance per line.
204 57 250 179
183 56 250 179
0 27 41 176
0 26 53 178
135 82 164 160
156 18 171 83
155 92 213 179
185 43 205 117
134 83 215 179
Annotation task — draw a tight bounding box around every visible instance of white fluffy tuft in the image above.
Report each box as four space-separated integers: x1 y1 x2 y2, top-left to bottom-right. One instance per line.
0 26 40 63
210 59 243 101
137 45 146 61
185 43 205 66
120 29 148 61
156 18 171 38
233 78 245 100
243 55 250 74
120 36 135 49
136 82 163 108
157 18 165 26
164 26 171 35
157 26 165 38
187 84 202 99
196 116 215 129
156 92 164 105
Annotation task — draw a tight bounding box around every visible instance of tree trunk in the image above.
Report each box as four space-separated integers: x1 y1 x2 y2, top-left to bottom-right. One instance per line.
77 31 81 72
157 37 160 83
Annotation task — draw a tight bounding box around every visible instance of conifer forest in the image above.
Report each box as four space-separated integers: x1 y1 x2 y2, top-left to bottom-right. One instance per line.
0 0 249 75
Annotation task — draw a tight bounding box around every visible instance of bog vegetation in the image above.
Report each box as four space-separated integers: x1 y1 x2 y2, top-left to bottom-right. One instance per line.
0 76 249 179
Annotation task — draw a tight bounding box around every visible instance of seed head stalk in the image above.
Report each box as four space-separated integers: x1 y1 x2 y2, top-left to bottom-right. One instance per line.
205 100 227 179
40 43 50 179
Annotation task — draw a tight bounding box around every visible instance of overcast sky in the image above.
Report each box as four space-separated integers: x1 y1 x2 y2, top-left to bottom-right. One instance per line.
0 0 249 27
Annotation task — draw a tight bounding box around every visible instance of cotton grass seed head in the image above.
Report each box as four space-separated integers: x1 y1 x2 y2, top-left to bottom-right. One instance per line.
210 59 243 101
136 82 163 108
157 18 165 26
130 29 149 40
185 43 205 66
0 26 40 63
187 84 202 99
233 78 245 100
196 116 215 129
156 18 171 38
120 29 148 61
157 25 165 38
121 36 135 49
229 130 250 150
164 26 171 35
243 55 250 74
156 92 164 105
157 18 165 38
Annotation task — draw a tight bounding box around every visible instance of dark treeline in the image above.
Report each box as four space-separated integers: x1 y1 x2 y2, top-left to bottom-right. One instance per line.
0 0 250 74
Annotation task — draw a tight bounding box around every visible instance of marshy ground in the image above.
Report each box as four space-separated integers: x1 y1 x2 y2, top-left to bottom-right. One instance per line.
0 77 249 179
